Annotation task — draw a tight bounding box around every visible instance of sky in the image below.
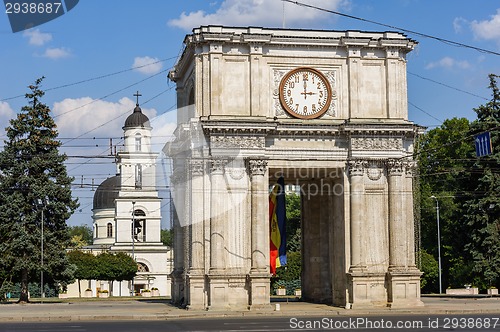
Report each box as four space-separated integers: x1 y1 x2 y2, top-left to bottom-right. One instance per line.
0 0 499 228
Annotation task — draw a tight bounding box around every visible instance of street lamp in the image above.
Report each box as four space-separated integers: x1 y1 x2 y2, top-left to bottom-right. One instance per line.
430 195 442 294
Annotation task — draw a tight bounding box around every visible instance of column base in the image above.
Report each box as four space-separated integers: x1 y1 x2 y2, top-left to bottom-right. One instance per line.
170 270 185 306
387 269 424 308
186 272 206 310
347 271 387 308
248 271 270 307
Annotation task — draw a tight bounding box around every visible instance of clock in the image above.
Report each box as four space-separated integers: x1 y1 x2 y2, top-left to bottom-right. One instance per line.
279 67 332 119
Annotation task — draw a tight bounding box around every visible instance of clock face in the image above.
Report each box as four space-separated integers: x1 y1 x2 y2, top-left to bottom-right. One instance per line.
279 67 332 119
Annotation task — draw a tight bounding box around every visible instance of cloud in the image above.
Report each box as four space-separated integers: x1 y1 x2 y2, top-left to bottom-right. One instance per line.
453 17 467 34
470 8 500 43
168 0 346 30
425 56 471 70
132 56 163 75
0 101 15 119
42 47 71 59
23 28 52 46
52 97 175 154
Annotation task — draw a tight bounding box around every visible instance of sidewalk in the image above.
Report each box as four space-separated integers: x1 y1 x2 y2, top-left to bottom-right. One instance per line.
1 296 500 322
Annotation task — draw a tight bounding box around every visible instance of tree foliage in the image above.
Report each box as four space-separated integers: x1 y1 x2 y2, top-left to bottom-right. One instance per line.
68 225 93 248
0 78 79 302
463 74 500 288
160 229 172 247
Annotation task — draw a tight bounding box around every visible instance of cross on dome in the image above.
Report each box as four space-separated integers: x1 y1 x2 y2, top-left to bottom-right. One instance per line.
133 91 142 106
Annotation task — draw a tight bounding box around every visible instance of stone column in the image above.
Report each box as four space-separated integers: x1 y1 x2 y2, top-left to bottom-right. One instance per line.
347 159 366 270
387 159 406 269
186 159 206 309
207 158 229 309
209 158 226 272
247 159 270 308
405 161 418 268
386 159 423 307
170 170 186 305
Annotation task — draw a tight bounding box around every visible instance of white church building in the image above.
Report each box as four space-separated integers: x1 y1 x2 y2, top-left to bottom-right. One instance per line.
66 99 172 298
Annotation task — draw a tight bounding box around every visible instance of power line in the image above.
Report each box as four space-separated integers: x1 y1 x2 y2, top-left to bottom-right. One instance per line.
283 0 500 56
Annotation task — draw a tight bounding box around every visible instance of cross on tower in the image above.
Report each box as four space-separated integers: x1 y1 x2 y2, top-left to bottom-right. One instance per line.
133 91 142 105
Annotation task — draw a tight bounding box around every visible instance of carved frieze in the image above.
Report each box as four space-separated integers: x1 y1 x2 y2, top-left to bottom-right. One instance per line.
351 137 403 151
211 135 265 149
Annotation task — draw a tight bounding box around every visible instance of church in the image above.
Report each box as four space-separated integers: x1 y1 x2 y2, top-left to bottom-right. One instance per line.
66 99 172 298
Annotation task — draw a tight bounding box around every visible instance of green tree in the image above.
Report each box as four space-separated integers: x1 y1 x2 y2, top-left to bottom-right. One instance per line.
95 252 137 295
160 229 172 247
0 78 79 302
285 193 301 252
67 250 97 297
68 224 93 248
463 74 500 289
417 117 475 290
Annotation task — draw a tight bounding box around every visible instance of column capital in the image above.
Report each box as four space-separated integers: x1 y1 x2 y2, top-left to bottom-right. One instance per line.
246 159 268 177
210 158 226 175
190 159 205 177
404 160 417 177
347 159 367 177
386 159 404 176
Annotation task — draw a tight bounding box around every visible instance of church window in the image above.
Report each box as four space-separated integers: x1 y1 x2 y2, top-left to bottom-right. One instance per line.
94 223 98 238
107 222 113 238
133 209 146 242
135 164 142 189
135 134 142 152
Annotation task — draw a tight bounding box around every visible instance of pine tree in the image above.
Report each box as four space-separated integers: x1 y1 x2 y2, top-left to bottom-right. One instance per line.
0 77 78 302
464 74 500 288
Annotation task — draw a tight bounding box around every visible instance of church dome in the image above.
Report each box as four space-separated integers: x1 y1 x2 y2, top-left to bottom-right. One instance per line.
124 104 150 129
93 176 120 210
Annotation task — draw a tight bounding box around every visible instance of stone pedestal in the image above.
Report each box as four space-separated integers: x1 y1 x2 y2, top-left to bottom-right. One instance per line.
207 274 230 310
348 271 387 308
249 273 271 309
186 274 206 310
387 269 424 307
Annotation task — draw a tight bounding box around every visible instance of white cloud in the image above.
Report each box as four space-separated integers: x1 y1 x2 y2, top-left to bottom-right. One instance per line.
52 97 176 154
132 56 163 75
42 47 71 59
168 0 346 30
425 56 471 70
453 17 467 34
23 28 52 46
470 8 500 43
0 101 15 119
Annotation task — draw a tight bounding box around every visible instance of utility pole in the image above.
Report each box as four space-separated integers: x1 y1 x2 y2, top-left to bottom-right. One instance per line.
430 195 442 294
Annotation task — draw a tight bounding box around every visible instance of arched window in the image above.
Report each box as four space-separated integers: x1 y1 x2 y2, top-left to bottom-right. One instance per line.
137 262 149 272
107 222 113 238
135 133 142 152
132 209 146 242
94 223 98 238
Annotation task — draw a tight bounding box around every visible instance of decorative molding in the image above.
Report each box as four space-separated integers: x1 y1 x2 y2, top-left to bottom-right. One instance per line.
247 159 268 177
189 159 205 176
386 159 404 176
211 135 265 149
351 137 403 151
404 160 417 176
348 159 367 177
366 162 383 181
210 158 226 175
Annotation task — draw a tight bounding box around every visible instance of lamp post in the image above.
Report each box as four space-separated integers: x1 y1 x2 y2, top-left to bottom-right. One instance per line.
131 201 136 296
430 195 442 294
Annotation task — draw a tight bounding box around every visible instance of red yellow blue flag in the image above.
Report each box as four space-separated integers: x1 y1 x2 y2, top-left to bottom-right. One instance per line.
269 176 286 275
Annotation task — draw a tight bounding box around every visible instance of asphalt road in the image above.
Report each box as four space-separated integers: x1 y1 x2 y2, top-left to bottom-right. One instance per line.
1 314 500 332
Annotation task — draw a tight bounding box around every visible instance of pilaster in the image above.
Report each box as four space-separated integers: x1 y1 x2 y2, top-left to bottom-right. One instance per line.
247 158 271 308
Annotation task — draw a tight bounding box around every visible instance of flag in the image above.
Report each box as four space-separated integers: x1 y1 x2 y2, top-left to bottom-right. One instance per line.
269 176 286 275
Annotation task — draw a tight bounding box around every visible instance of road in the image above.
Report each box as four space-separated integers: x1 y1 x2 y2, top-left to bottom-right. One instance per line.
1 314 500 331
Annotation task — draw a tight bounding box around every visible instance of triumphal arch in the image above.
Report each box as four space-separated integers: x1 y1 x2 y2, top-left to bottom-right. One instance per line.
166 26 423 309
